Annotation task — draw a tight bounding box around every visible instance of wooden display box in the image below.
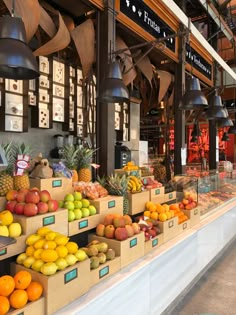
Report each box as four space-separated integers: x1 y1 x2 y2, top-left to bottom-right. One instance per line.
13 208 68 236
127 190 150 215
114 169 141 177
164 191 176 203
89 195 123 214
89 232 145 269
12 259 90 315
8 297 45 315
177 220 191 234
90 256 121 286
0 235 27 261
183 207 200 227
144 233 164 255
68 214 101 236
158 216 178 243
30 177 73 200
149 186 165 203
0 196 6 210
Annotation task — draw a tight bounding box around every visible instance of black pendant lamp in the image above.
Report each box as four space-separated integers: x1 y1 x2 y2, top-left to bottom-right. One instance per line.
191 121 202 137
228 114 236 134
216 108 233 127
98 60 129 103
179 76 208 110
205 91 227 120
0 14 39 80
221 132 230 141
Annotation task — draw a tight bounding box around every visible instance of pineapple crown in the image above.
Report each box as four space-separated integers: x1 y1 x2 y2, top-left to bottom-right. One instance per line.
97 173 128 196
76 146 97 169
62 145 80 170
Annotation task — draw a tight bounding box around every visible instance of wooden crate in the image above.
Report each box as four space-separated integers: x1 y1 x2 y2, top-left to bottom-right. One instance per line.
90 256 121 286
149 186 165 203
183 207 200 227
127 190 150 215
68 214 101 236
144 233 164 255
30 177 73 200
0 196 6 210
177 220 191 234
8 297 45 315
164 191 176 203
158 216 178 243
12 259 90 315
0 235 27 261
13 208 68 236
89 232 145 269
89 195 123 214
114 169 141 177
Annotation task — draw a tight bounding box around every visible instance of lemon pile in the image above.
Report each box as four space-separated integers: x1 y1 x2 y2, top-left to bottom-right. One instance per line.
16 227 88 276
0 210 22 237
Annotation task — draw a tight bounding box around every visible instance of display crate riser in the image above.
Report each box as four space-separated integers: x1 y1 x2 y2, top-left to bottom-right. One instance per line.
0 196 6 210
0 235 27 261
144 233 164 255
164 191 177 203
68 214 101 236
158 216 178 243
183 207 200 227
127 190 150 215
8 297 45 315
177 220 191 234
89 195 123 214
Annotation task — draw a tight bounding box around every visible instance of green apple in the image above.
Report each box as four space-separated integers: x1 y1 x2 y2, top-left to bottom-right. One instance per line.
64 201 75 211
58 200 64 208
74 249 88 262
74 200 82 209
73 192 82 201
68 210 75 222
88 205 97 216
81 208 90 218
64 193 74 202
81 198 90 208
74 209 82 220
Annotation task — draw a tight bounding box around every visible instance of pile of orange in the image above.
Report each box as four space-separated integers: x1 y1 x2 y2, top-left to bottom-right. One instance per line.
0 270 43 315
169 204 188 224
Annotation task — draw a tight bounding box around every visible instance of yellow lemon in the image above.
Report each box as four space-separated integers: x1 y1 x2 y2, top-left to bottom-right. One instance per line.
41 249 58 263
43 240 57 250
56 245 68 258
0 210 13 225
34 239 46 249
37 227 52 237
25 246 35 257
54 235 69 246
26 234 42 246
45 231 58 241
31 259 44 272
66 242 78 254
33 248 44 260
159 213 168 222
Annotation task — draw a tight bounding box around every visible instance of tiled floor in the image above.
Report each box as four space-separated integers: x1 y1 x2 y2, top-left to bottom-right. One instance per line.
168 238 236 315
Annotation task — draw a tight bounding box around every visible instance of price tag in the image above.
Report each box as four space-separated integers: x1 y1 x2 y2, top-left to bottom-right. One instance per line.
79 220 88 229
43 215 55 226
152 238 158 248
108 200 115 208
64 268 77 284
99 266 109 279
0 248 7 256
52 179 62 187
130 238 137 248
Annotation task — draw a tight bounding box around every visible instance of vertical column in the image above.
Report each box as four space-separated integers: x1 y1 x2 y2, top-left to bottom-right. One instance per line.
96 0 116 176
174 23 186 175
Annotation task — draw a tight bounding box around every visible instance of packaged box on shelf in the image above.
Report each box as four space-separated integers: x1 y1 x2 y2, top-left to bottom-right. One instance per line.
29 177 73 200
164 191 176 203
68 214 101 236
149 186 165 203
144 233 164 255
89 195 123 214
127 190 150 215
90 256 121 286
183 207 200 227
89 232 145 269
8 297 45 315
177 220 191 234
13 208 68 236
0 196 6 210
158 216 178 243
12 259 90 315
0 235 27 261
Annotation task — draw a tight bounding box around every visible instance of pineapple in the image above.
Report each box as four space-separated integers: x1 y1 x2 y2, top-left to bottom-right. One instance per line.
62 145 79 182
0 143 14 196
76 147 96 182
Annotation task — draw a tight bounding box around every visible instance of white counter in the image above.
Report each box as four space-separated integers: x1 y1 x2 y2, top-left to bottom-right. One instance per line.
55 198 236 315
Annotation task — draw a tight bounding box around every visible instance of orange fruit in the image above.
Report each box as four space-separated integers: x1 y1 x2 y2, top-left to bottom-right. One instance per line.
26 281 43 301
9 289 28 309
166 211 172 220
145 201 153 210
0 275 15 296
143 210 151 218
150 212 158 220
157 206 165 214
170 204 178 210
159 213 168 222
0 296 10 315
149 204 157 212
14 270 32 290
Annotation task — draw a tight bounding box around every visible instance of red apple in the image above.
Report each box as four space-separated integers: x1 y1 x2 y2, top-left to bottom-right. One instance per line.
47 200 59 212
5 200 17 213
18 188 29 194
37 201 49 214
14 202 25 215
23 203 38 216
16 191 27 203
114 227 128 241
39 190 51 203
104 225 115 239
132 222 141 234
182 199 189 205
6 190 18 201
25 191 40 204
179 203 185 209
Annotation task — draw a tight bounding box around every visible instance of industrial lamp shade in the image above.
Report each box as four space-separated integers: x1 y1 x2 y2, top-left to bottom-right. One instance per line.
221 132 230 141
205 93 227 120
217 117 233 127
179 76 208 110
0 16 39 80
98 60 129 103
228 122 236 134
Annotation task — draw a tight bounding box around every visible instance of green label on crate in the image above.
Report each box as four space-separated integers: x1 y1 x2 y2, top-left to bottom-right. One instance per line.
194 209 198 215
130 171 138 176
0 248 7 256
99 266 109 279
16 312 24 315
108 200 115 208
152 238 158 247
43 215 55 226
168 220 174 228
183 222 187 230
52 179 62 188
169 193 173 199
64 268 77 284
79 220 88 229
143 178 147 185
130 238 137 248
155 189 160 195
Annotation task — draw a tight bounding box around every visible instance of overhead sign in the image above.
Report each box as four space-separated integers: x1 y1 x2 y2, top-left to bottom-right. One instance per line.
120 0 176 52
186 43 212 80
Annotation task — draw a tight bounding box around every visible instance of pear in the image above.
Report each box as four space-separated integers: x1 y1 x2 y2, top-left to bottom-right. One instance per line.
90 256 100 269
97 252 107 264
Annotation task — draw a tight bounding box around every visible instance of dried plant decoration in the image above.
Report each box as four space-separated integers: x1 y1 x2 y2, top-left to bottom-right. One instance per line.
157 70 172 103
71 19 95 79
3 0 40 42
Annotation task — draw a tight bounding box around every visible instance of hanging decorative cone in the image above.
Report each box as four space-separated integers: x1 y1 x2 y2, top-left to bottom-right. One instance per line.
134 52 153 87
167 85 174 106
116 35 137 86
3 0 40 42
157 70 172 103
34 12 71 56
38 5 57 38
71 19 95 79
62 15 75 32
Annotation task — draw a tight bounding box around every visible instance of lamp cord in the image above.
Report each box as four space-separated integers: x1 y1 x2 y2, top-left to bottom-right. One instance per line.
11 0 15 17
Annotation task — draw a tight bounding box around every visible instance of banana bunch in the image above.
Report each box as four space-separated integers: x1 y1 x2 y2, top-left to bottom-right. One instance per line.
127 175 143 193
